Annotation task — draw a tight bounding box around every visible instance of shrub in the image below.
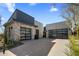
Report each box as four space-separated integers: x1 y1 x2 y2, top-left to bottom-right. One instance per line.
6 39 23 49
67 27 79 56
68 35 79 56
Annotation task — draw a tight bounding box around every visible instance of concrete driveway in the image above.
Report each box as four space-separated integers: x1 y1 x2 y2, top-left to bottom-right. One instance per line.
0 39 69 56
9 39 55 56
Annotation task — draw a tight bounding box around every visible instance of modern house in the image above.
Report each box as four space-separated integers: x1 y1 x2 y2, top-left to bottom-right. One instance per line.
46 21 69 39
4 9 43 41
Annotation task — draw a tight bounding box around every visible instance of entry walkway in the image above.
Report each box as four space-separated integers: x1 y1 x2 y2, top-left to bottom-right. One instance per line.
0 50 16 56
48 39 69 56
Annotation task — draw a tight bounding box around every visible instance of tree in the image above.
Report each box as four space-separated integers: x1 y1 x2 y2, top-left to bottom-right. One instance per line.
62 4 79 33
62 3 79 56
0 15 6 54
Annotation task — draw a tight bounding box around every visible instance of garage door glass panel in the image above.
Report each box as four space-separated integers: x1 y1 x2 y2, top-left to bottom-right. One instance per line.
20 27 31 40
48 28 68 39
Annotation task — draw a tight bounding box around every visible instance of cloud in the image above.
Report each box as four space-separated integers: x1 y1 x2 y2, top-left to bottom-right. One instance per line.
1 17 5 21
50 5 58 12
29 3 37 6
0 17 6 24
0 3 15 13
5 3 15 13
0 16 5 26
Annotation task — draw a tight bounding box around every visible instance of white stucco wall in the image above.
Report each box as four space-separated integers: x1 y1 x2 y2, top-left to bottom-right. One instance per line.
34 20 43 38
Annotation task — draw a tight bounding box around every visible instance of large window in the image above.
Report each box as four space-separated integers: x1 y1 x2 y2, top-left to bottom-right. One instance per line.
20 27 31 40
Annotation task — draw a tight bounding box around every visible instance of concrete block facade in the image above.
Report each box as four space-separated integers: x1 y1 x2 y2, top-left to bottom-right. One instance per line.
4 9 43 41
5 20 43 41
4 9 70 41
46 21 69 39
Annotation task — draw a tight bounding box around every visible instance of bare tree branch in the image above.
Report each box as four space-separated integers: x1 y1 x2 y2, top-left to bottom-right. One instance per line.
62 4 79 31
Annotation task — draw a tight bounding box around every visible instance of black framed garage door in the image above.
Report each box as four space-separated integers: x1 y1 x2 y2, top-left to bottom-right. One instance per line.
48 28 68 39
20 27 31 40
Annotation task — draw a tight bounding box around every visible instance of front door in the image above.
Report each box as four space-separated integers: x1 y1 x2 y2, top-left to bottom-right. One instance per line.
35 29 39 39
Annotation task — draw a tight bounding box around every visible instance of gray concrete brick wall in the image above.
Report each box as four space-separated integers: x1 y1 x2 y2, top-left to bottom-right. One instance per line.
46 21 69 38
5 20 43 41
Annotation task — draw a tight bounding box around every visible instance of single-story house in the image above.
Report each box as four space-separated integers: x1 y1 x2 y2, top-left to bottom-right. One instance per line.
4 9 43 41
45 21 70 39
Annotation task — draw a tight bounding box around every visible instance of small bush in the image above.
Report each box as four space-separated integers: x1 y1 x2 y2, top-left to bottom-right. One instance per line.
67 27 79 56
6 39 23 49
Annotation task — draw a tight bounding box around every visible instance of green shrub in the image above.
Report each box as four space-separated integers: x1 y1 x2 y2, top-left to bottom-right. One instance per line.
6 39 23 49
67 27 79 56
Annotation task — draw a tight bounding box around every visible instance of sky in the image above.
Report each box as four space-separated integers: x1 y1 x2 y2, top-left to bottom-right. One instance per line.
0 3 68 27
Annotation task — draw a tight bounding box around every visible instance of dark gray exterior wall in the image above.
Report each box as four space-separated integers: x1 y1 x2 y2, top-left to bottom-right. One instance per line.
7 9 35 26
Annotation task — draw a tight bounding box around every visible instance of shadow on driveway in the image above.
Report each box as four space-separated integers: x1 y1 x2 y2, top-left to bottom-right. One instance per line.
9 39 55 56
